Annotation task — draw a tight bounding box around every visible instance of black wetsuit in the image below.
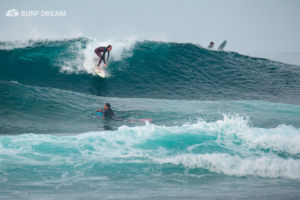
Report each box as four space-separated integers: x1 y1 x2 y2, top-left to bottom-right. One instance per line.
104 108 115 118
94 47 110 66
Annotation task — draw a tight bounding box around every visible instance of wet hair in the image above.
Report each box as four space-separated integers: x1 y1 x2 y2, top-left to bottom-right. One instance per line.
105 103 111 108
210 42 214 45
107 45 112 49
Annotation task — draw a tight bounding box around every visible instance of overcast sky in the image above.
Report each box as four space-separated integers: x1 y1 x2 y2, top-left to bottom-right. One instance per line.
1 0 300 63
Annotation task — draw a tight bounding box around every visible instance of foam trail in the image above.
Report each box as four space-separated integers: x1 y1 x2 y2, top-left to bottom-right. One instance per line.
1 115 300 179
189 115 300 155
153 153 300 179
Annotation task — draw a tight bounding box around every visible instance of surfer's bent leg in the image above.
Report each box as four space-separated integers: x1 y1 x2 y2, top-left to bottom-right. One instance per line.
94 49 103 67
97 57 103 67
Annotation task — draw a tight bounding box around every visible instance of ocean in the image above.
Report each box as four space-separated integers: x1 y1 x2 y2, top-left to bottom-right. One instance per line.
0 37 300 199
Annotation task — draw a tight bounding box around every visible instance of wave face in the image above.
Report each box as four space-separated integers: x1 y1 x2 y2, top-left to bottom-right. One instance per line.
1 37 300 199
1 37 300 104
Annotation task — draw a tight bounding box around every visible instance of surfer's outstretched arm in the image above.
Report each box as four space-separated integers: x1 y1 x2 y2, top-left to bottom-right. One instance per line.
104 45 112 67
102 51 107 67
106 52 110 63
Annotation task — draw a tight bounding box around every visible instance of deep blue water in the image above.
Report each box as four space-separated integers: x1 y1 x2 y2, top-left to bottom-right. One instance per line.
0 37 300 199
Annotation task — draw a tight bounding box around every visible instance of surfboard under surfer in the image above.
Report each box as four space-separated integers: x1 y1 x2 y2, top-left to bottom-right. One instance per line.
94 45 112 68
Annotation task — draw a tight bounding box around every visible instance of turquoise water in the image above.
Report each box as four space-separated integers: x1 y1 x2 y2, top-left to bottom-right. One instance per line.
0 38 300 199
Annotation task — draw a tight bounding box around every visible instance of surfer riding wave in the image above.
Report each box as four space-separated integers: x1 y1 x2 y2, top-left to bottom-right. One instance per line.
94 45 112 68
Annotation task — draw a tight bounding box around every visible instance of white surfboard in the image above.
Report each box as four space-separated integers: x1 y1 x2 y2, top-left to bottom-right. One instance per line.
217 40 227 51
95 67 105 78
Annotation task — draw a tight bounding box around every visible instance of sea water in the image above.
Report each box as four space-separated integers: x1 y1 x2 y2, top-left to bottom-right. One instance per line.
0 38 300 199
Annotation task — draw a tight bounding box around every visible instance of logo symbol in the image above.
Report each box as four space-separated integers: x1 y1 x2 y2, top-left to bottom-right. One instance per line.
6 9 19 17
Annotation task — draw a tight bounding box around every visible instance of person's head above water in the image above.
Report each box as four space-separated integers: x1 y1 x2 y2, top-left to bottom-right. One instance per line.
208 42 214 49
104 103 111 110
107 45 112 51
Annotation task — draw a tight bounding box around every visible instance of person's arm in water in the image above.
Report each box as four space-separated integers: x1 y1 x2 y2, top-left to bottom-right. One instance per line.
96 109 106 119
102 109 114 119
